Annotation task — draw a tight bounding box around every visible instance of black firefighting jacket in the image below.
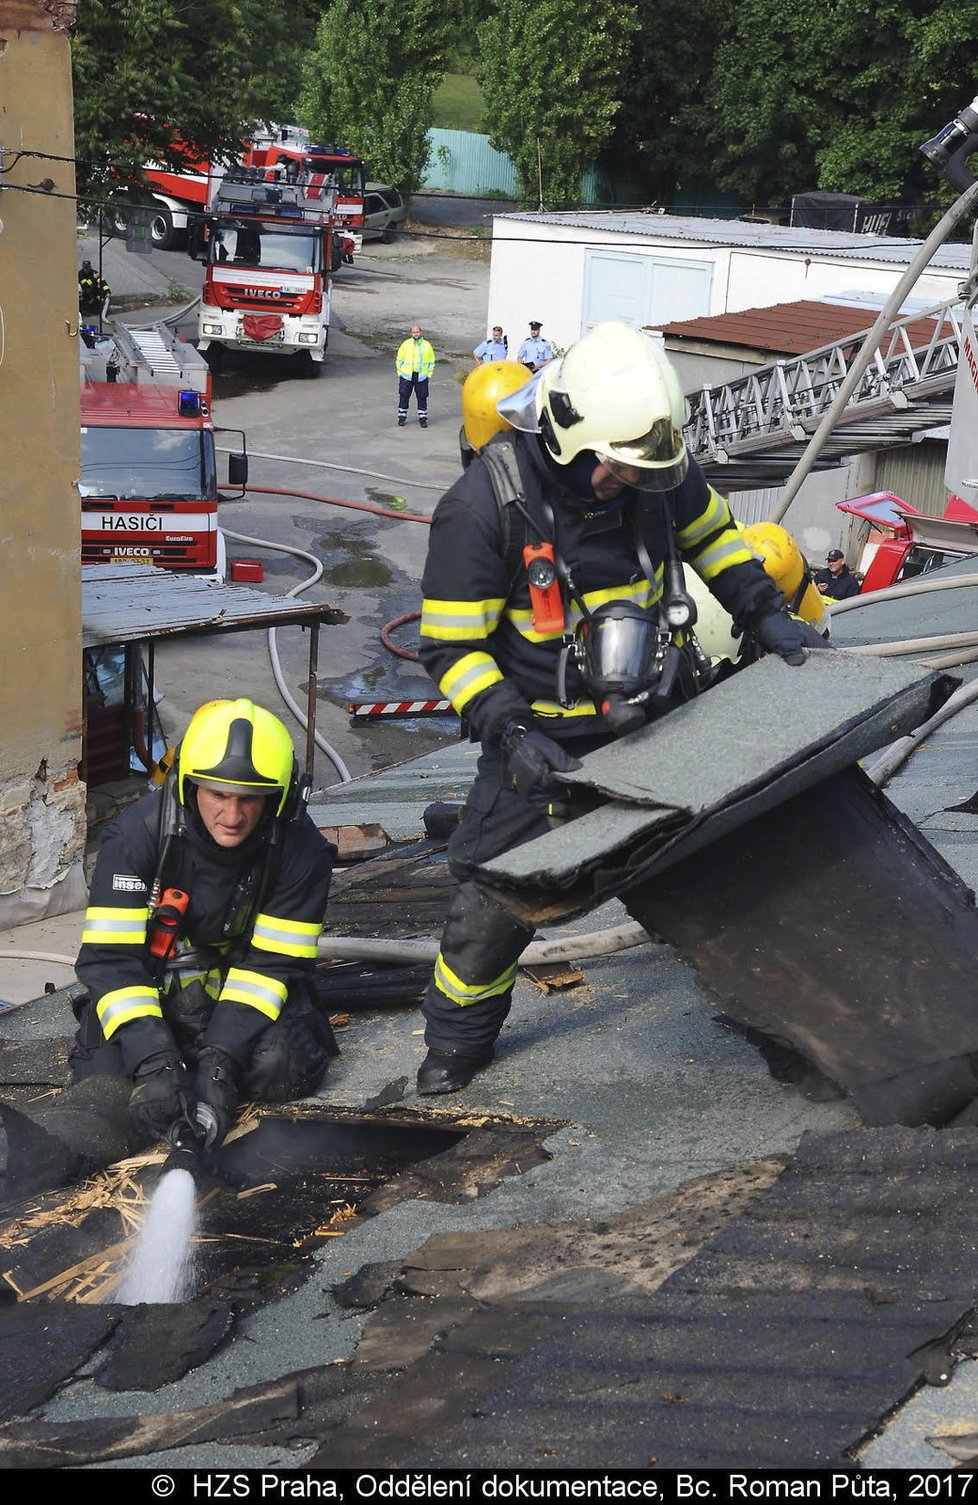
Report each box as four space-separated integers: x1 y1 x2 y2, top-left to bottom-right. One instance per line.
419 433 784 743
75 786 334 1076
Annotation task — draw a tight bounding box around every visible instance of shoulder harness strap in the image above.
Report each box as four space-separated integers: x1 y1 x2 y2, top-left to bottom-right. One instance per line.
480 436 531 593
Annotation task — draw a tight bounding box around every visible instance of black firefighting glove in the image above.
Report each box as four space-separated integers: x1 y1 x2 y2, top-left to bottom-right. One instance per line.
751 609 831 667
128 1050 193 1143
193 1046 241 1149
498 720 582 813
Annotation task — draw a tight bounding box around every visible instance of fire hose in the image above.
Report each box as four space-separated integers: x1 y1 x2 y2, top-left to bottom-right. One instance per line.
0 920 655 991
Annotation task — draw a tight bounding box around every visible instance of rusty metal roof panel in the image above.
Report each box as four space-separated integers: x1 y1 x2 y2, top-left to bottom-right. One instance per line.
654 299 955 355
81 563 341 647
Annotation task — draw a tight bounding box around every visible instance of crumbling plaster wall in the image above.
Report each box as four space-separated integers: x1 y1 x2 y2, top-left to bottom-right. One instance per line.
0 1 87 927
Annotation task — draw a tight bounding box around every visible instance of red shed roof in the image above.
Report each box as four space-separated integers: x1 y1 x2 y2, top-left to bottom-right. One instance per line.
650 300 951 356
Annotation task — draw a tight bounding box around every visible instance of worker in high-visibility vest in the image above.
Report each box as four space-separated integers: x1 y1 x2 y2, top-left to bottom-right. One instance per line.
396 322 435 428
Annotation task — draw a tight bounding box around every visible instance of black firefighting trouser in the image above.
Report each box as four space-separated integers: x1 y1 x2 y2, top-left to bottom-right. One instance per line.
422 738 604 1059
70 977 338 1103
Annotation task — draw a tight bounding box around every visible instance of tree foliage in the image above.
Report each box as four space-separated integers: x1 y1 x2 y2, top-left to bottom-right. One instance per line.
295 0 457 192
603 0 732 205
701 0 978 212
71 0 320 199
477 0 638 208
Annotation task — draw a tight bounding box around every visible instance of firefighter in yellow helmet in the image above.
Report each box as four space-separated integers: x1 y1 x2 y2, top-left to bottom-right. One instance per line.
71 699 337 1149
459 359 534 468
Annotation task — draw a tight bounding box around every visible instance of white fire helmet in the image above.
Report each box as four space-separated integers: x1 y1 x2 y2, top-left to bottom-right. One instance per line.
530 321 689 492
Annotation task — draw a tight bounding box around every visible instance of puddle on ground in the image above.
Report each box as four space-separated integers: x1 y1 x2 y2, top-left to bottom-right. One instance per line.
317 531 393 588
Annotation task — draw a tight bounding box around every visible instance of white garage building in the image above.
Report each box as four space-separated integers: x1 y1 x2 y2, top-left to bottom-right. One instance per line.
486 211 970 358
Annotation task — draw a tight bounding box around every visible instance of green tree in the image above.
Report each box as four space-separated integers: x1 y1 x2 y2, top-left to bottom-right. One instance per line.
295 0 456 192
602 0 733 206
71 0 320 199
477 0 638 208
700 0 978 215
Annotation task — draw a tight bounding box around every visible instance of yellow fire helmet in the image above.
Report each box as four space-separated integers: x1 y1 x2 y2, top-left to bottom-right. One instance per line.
462 360 534 452
178 698 296 816
742 521 830 635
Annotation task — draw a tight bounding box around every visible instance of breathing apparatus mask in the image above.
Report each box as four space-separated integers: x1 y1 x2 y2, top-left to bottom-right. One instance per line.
558 554 705 737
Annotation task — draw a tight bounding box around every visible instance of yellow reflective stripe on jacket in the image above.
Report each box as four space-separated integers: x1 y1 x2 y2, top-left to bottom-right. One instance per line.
419 596 505 641
506 576 658 644
218 967 288 1020
676 486 730 551
97 983 163 1038
690 532 756 583
433 953 519 1006
250 913 322 959
532 698 599 719
81 906 149 946
439 652 504 712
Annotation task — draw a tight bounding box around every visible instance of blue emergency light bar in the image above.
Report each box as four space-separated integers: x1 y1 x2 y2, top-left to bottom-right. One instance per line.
178 391 202 417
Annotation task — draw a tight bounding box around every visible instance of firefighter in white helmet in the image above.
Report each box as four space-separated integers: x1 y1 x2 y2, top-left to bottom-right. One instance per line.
415 321 829 1094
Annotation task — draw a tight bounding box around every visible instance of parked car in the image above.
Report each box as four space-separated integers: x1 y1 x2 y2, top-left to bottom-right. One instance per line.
363 184 406 242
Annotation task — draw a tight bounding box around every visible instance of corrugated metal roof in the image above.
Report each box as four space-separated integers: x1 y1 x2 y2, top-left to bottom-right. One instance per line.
654 298 959 356
493 210 974 271
81 563 343 647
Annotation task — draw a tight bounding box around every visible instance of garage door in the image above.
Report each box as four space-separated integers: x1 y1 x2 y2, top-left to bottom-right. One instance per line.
582 250 713 332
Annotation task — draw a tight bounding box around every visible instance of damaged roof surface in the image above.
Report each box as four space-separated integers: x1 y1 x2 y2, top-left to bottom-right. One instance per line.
3 571 978 1468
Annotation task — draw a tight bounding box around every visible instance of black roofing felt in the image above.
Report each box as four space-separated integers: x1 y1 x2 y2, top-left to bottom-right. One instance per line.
313 1126 978 1470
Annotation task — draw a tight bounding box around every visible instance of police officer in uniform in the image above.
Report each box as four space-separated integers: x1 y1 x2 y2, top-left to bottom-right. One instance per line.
517 320 554 372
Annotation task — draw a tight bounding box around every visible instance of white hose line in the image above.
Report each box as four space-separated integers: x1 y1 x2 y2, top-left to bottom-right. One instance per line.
842 629 978 657
221 528 353 784
216 445 446 493
127 296 202 330
0 922 655 984
827 573 978 616
2 950 76 966
865 677 978 786
319 920 653 967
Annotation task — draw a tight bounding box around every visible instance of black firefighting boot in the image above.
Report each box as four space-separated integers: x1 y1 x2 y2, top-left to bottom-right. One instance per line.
417 1048 494 1094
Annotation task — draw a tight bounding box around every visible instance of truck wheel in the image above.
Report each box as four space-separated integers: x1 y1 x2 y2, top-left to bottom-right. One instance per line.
149 205 178 251
107 195 131 238
204 343 225 376
294 350 320 379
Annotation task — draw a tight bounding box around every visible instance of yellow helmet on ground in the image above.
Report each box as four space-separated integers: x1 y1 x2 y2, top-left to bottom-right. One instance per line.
462 360 533 451
742 521 829 634
178 698 296 816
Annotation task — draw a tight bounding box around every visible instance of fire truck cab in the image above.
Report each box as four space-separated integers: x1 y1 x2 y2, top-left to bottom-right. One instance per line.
79 321 247 576
193 167 338 376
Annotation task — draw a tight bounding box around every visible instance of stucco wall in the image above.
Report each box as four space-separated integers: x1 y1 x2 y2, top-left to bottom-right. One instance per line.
0 2 87 926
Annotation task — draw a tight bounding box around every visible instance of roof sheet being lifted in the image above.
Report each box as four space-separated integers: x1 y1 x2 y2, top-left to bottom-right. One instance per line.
479 650 951 921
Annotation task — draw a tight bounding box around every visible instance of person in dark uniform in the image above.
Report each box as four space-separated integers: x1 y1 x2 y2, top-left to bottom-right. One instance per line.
415 321 829 1094
71 698 337 1147
813 549 861 600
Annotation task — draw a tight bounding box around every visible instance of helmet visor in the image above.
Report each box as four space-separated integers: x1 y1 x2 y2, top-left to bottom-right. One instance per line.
496 370 543 433
596 417 688 492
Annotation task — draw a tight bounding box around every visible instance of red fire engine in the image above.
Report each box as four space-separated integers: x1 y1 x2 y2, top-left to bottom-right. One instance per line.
79 322 248 575
192 165 339 375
